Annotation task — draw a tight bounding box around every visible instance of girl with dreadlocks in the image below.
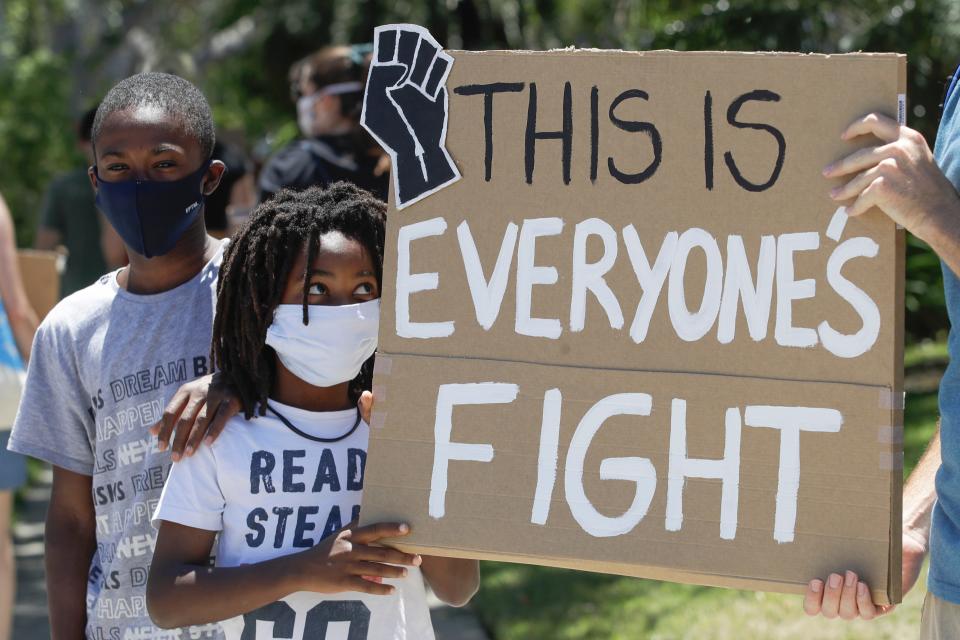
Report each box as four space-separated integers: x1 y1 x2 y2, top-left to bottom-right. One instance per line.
146 183 479 638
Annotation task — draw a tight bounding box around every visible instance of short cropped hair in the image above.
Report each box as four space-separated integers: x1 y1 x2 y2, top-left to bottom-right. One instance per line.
92 72 215 158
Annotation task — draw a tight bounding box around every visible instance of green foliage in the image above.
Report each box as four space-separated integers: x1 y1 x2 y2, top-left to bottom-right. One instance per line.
0 0 955 338
0 3 80 246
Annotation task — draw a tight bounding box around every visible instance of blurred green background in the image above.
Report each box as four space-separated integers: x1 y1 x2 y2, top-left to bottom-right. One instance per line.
1 1 955 638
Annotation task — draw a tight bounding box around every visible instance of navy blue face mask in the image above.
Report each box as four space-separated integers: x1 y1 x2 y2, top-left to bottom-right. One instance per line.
93 161 211 258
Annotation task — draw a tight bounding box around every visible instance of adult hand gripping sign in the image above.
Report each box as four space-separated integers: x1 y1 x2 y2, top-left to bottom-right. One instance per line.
361 24 460 209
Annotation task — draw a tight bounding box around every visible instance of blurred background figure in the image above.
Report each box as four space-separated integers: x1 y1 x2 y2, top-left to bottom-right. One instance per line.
33 106 125 298
0 192 37 640
258 45 389 202
205 139 258 237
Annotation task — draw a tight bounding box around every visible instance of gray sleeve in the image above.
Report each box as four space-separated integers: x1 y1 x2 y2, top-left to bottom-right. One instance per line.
8 320 94 475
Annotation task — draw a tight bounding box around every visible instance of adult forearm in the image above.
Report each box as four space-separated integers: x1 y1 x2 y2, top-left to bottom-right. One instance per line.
904 424 941 546
8 306 38 363
914 187 960 279
45 515 96 640
420 556 480 607
0 197 37 361
147 552 304 628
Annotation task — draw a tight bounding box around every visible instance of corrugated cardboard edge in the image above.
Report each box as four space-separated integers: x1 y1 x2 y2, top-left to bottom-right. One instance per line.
380 541 894 606
885 55 908 606
447 49 906 61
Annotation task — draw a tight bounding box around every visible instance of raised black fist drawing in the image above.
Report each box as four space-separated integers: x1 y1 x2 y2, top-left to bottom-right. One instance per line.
361 24 460 209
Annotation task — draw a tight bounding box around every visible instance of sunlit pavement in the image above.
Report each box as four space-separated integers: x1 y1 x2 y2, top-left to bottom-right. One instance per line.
12 465 51 640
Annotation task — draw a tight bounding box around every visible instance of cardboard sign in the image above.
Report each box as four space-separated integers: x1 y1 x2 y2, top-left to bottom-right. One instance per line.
360 40 906 604
17 250 61 320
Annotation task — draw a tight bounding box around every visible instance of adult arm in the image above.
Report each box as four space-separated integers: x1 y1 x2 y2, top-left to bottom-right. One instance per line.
420 556 480 607
35 178 65 252
46 466 96 640
34 227 62 252
903 425 941 577
824 113 960 273
147 521 419 628
803 112 952 619
0 193 38 361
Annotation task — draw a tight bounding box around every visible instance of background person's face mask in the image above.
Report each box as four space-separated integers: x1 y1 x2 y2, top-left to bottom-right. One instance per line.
295 81 365 138
265 299 380 388
296 93 321 138
93 161 210 259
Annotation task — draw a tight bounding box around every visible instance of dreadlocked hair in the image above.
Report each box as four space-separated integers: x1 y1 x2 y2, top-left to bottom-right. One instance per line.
211 182 387 419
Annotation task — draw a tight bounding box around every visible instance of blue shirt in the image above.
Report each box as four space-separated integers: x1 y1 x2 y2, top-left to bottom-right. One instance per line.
0 298 23 373
928 67 960 603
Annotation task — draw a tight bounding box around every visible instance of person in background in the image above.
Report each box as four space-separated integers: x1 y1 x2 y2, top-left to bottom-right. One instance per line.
35 105 126 296
258 45 389 203
203 140 257 238
0 192 38 640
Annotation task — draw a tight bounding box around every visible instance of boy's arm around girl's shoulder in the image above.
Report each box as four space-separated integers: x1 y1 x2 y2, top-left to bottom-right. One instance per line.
150 372 243 462
150 374 376 459
146 519 422 629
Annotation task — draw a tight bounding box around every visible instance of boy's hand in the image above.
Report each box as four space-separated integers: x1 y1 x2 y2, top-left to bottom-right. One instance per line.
296 522 421 595
150 372 241 461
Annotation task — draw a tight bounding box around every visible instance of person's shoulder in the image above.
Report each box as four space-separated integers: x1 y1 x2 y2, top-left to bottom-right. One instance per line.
260 139 323 189
263 139 313 171
39 272 119 336
207 411 269 452
46 168 91 194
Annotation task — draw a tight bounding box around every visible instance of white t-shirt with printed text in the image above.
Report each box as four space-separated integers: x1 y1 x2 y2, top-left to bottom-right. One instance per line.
154 401 435 640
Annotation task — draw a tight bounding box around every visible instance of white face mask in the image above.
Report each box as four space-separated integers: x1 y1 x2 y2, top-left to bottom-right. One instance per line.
265 300 380 388
296 93 320 137
295 82 365 137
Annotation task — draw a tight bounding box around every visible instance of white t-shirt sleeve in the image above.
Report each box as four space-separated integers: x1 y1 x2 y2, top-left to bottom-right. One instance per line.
153 441 225 532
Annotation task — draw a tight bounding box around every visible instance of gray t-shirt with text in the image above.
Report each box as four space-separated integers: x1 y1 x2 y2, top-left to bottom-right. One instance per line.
9 245 226 640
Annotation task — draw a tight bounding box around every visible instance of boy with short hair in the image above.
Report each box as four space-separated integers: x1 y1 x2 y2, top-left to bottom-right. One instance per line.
8 72 227 640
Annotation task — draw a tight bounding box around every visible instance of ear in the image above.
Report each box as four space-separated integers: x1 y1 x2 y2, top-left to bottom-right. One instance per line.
202 160 228 196
87 165 98 192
